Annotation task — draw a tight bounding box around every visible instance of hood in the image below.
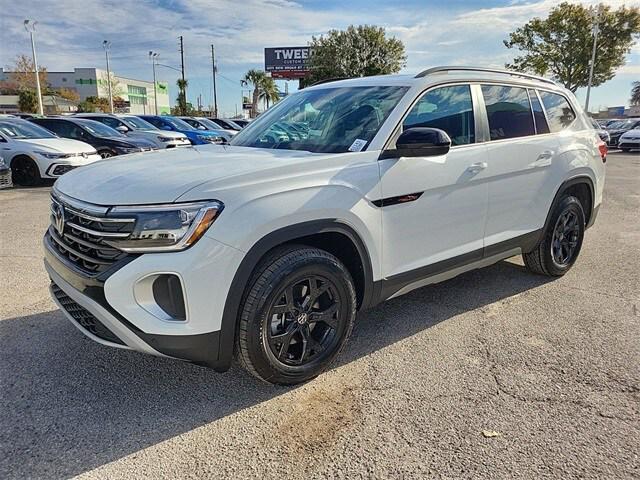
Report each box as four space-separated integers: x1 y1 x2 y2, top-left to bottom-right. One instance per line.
16 137 96 154
54 145 330 205
620 130 640 139
143 130 187 139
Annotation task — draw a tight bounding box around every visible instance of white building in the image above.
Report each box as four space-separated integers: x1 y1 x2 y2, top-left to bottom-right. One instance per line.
0 67 170 115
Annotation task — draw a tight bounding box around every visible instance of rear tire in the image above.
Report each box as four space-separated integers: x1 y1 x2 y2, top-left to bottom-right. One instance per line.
236 245 356 385
11 156 41 186
523 195 585 277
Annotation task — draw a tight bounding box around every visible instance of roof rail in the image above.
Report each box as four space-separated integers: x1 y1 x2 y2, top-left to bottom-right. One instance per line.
309 77 349 87
414 66 556 86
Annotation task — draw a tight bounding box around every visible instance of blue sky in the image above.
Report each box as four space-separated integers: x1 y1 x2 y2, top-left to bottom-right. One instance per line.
1 0 638 116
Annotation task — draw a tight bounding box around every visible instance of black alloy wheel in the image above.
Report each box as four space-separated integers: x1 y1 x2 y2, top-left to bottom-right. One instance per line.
550 210 580 267
236 245 356 385
99 149 115 159
265 275 341 366
11 156 41 186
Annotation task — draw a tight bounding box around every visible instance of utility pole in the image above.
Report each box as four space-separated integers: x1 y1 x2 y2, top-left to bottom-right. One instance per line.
23 20 43 116
211 45 218 118
149 52 159 115
103 40 114 113
179 35 186 114
585 5 603 113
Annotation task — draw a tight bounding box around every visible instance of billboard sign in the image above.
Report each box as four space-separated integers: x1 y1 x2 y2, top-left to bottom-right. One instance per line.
265 47 312 79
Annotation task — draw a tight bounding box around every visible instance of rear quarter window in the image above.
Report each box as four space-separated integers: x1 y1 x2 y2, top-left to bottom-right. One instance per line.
538 91 576 133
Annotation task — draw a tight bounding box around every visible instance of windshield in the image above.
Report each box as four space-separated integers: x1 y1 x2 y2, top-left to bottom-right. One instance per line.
613 119 638 129
198 118 224 130
78 120 123 137
164 117 195 130
0 120 56 139
122 116 156 130
230 86 408 153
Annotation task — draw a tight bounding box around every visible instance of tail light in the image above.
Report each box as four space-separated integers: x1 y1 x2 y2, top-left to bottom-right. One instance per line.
597 139 607 163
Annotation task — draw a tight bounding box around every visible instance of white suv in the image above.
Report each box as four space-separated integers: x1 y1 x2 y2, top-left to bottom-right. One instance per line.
74 113 191 149
45 67 606 384
0 118 100 186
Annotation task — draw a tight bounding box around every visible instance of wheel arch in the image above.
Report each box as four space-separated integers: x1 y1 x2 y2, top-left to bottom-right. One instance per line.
216 219 375 370
545 176 595 233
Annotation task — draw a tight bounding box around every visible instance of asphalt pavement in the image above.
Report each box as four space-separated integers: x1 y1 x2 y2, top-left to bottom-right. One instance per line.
0 151 638 479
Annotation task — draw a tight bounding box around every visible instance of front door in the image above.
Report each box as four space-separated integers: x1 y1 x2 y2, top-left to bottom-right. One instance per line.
379 84 489 280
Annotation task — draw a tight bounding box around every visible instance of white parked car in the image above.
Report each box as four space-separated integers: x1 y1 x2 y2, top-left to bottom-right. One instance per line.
45 67 606 384
0 118 100 186
74 113 191 149
617 128 640 152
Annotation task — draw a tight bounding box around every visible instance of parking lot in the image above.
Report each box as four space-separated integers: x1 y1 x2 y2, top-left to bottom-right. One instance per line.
0 151 638 479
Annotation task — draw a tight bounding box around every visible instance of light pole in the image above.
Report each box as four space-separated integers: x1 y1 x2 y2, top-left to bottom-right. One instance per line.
103 40 114 113
585 5 603 113
149 51 159 115
23 20 43 116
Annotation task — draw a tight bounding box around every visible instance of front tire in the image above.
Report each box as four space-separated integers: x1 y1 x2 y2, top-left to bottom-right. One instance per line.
236 245 356 385
98 149 116 159
523 195 585 277
11 156 41 186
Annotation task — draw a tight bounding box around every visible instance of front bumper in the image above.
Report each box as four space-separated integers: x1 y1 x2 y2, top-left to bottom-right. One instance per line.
40 154 102 178
44 230 244 371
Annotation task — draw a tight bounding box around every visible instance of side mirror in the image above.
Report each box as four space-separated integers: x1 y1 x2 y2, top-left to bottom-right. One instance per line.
380 127 451 159
115 125 129 133
160 125 173 131
197 125 206 130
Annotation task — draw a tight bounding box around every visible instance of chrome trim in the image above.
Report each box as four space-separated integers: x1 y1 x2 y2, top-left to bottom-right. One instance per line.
52 188 109 216
66 222 131 238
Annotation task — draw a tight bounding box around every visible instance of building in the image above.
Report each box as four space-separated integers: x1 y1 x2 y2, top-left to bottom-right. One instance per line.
0 67 170 115
0 94 78 114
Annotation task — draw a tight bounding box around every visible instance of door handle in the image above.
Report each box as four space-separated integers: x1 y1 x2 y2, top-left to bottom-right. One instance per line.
537 150 554 160
467 162 487 173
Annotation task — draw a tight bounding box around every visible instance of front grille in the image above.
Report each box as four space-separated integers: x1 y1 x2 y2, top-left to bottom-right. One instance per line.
48 193 135 275
51 282 125 345
619 143 638 148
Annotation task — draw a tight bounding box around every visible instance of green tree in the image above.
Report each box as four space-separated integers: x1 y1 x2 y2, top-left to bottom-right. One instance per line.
18 90 37 112
631 81 640 106
77 95 109 113
176 78 189 115
504 2 640 92
242 69 268 118
259 76 280 109
305 25 406 86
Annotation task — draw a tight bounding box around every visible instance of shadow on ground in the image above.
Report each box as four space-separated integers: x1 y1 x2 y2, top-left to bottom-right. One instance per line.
0 260 552 479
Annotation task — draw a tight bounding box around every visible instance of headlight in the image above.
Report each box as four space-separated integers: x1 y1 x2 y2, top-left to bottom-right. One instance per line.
157 136 174 142
0 157 7 169
34 150 71 159
106 201 223 252
119 146 142 154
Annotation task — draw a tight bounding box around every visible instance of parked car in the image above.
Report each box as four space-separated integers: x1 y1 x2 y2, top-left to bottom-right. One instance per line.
231 119 250 128
210 118 243 131
605 118 640 147
0 155 12 189
0 117 100 185
138 115 228 145
617 128 640 152
178 117 237 137
45 67 606 385
74 113 191 149
30 117 158 158
590 118 610 144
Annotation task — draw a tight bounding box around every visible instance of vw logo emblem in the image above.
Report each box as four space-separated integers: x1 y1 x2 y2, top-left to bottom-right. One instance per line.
296 312 308 325
52 203 66 235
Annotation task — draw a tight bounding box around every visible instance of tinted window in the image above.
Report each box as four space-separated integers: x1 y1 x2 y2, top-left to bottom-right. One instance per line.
99 117 123 129
538 91 576 132
143 117 163 128
528 90 550 134
482 85 535 140
403 85 475 146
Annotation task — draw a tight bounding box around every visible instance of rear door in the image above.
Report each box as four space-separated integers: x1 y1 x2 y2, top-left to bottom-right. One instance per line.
480 84 560 249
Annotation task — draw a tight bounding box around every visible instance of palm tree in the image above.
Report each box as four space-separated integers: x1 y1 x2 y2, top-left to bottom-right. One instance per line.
259 76 280 110
631 81 640 106
242 69 267 118
176 78 189 115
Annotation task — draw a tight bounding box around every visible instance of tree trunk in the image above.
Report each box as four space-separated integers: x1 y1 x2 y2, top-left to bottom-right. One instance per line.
251 89 259 118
